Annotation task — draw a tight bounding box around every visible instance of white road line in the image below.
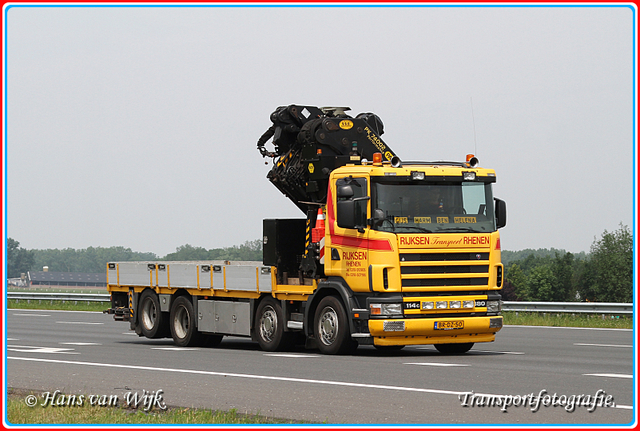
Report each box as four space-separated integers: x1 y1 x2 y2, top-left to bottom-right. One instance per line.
404 362 469 367
574 343 633 348
56 321 104 325
7 338 19 341
8 356 632 410
60 342 101 346
583 373 633 379
264 353 321 358
7 345 79 355
12 313 51 317
122 332 138 336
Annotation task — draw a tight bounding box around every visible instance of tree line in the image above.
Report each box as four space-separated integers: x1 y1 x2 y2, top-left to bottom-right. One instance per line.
7 225 632 303
6 239 263 277
501 224 632 303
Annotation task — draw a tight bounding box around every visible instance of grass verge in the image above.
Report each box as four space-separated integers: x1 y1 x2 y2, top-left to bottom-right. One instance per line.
7 299 108 312
502 311 633 329
6 389 303 425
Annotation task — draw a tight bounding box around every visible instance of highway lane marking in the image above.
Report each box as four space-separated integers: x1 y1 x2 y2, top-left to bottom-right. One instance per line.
574 343 632 348
7 345 79 355
8 356 633 410
264 354 321 358
56 321 104 325
12 313 51 317
404 362 469 367
60 342 101 346
583 373 633 379
122 332 138 335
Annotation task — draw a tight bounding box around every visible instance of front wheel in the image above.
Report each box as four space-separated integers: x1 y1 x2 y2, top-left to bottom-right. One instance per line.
314 296 353 355
434 342 474 354
169 296 203 347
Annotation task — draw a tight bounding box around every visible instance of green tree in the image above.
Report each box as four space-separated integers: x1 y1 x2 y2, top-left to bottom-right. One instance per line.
6 238 35 278
584 224 633 302
504 263 527 300
526 265 555 301
550 251 575 301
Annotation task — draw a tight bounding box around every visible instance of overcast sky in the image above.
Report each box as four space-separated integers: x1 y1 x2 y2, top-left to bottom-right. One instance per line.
4 4 636 257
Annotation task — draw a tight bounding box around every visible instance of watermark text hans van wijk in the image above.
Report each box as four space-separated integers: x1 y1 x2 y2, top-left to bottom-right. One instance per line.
459 389 615 413
24 389 167 411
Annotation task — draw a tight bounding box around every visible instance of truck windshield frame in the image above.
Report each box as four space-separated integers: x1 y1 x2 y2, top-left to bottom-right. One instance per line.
370 177 497 234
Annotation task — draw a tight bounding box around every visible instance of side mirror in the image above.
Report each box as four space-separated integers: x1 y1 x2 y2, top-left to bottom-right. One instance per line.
494 198 507 229
337 200 356 229
371 208 385 228
337 184 354 199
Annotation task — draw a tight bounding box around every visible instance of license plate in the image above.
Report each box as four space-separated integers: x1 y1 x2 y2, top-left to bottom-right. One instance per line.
434 320 464 330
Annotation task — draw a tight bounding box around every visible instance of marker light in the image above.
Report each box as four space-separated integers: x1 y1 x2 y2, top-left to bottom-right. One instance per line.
411 171 426 180
373 152 383 165
422 301 434 310
463 171 476 181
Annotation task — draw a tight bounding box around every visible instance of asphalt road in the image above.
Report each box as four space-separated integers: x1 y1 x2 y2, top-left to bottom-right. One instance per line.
5 309 636 425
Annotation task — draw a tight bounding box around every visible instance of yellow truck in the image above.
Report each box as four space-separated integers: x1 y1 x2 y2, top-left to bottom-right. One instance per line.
105 105 506 354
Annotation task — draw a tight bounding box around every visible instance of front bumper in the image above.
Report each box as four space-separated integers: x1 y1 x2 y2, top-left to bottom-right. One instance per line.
368 315 502 346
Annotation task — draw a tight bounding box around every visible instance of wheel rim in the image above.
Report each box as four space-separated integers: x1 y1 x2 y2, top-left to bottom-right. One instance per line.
173 305 189 340
318 306 338 346
141 298 156 330
259 305 277 343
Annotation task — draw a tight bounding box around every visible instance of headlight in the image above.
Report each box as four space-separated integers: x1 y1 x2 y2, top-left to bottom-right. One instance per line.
463 300 475 309
449 300 461 309
411 171 425 180
487 300 502 313
370 303 402 316
436 301 448 309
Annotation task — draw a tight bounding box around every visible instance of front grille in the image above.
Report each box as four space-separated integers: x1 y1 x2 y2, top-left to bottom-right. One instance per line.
400 252 490 291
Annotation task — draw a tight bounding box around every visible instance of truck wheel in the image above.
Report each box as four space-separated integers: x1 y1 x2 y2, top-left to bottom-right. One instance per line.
314 296 353 355
170 296 202 347
138 289 169 338
434 342 474 354
255 297 292 352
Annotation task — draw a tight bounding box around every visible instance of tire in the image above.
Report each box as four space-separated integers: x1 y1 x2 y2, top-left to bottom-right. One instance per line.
169 296 203 347
434 342 474 354
314 296 353 355
138 289 169 338
255 297 293 352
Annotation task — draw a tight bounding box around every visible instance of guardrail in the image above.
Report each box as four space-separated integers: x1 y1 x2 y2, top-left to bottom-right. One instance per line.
7 292 110 303
6 292 634 315
502 301 633 315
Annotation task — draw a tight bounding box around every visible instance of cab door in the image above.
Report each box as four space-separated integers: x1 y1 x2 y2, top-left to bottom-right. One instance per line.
325 176 370 293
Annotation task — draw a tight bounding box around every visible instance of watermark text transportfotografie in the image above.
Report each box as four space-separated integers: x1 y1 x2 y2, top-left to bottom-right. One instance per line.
24 389 167 411
459 389 615 413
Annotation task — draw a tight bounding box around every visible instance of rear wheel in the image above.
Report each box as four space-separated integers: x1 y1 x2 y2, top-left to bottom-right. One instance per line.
138 289 169 338
314 296 353 355
434 342 474 354
170 296 203 347
255 297 293 351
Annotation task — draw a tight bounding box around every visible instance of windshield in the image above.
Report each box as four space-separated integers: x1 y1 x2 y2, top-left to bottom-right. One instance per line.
372 181 496 233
